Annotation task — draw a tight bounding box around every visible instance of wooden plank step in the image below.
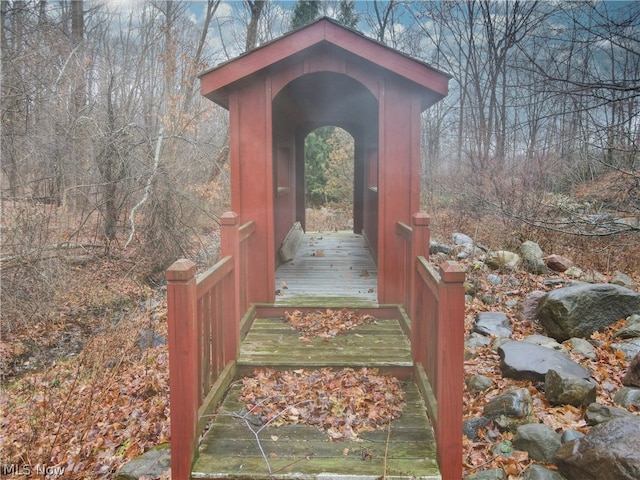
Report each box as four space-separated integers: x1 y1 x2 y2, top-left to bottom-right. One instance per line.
237 318 413 377
192 383 441 480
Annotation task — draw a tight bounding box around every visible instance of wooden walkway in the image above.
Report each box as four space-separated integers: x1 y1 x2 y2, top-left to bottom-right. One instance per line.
192 382 440 479
191 308 441 479
275 232 378 306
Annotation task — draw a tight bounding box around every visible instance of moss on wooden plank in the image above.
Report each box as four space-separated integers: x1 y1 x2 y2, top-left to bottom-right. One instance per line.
192 383 441 480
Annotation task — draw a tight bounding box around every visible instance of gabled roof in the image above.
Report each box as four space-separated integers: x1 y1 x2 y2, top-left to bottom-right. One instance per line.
199 17 451 108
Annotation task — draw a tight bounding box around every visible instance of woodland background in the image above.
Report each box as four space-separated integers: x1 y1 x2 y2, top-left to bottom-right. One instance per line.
1 0 639 476
2 0 638 308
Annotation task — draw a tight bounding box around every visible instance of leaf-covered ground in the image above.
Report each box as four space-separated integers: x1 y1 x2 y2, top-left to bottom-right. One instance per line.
460 266 635 478
239 367 405 441
1 203 638 478
0 299 170 479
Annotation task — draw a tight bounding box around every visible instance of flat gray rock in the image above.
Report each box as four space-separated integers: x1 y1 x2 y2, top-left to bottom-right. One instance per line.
115 444 170 480
474 312 513 337
498 341 590 382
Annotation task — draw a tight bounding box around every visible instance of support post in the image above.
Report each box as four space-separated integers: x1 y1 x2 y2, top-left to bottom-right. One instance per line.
166 259 198 480
220 211 240 364
436 260 465 480
410 213 430 364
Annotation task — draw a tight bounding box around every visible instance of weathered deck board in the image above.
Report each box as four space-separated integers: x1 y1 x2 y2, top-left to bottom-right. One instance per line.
237 317 412 376
192 383 440 479
275 232 378 306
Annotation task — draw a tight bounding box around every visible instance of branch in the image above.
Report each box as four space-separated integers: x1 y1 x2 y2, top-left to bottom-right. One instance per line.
125 127 163 248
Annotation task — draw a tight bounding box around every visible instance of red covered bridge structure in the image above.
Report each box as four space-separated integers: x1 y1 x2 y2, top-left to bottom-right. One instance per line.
166 18 465 480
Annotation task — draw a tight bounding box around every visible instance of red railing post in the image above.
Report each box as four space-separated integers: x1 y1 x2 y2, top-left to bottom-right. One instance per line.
410 213 430 364
436 260 465 480
220 211 240 364
166 259 199 480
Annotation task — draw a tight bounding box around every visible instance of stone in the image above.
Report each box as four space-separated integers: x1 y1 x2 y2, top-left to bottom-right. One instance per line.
464 469 505 480
491 439 515 458
461 243 485 258
487 274 503 286
513 423 562 462
613 386 640 408
611 338 640 360
486 250 521 270
430 240 453 255
481 294 498 305
466 374 493 392
115 444 170 480
452 232 474 246
582 270 607 283
466 333 492 349
483 388 535 432
611 270 637 289
463 416 491 441
543 278 571 288
522 464 567 480
584 402 636 425
519 290 547 323
555 417 640 480
564 266 583 279
561 430 584 443
523 334 568 354
498 341 590 382
545 369 597 407
536 283 640 342
623 352 640 387
136 329 166 350
474 312 513 337
505 298 519 309
465 281 478 296
564 337 598 361
614 314 640 339
520 241 547 274
546 254 573 273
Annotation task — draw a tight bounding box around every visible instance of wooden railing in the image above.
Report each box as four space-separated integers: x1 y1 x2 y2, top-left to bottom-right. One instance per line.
396 213 465 480
166 212 255 480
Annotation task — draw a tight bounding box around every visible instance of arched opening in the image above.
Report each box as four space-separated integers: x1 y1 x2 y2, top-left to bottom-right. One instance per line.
271 71 379 304
304 126 355 232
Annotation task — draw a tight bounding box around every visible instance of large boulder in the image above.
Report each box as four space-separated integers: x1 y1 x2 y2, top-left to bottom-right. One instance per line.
520 241 547 274
546 254 573 273
498 341 590 382
486 250 521 270
555 416 640 480
623 353 640 387
522 464 567 480
545 369 597 407
584 403 636 425
512 423 561 462
536 284 640 341
483 388 535 432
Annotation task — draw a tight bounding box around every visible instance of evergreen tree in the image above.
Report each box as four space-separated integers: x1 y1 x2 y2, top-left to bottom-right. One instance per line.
337 0 359 29
304 126 334 206
291 0 321 30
